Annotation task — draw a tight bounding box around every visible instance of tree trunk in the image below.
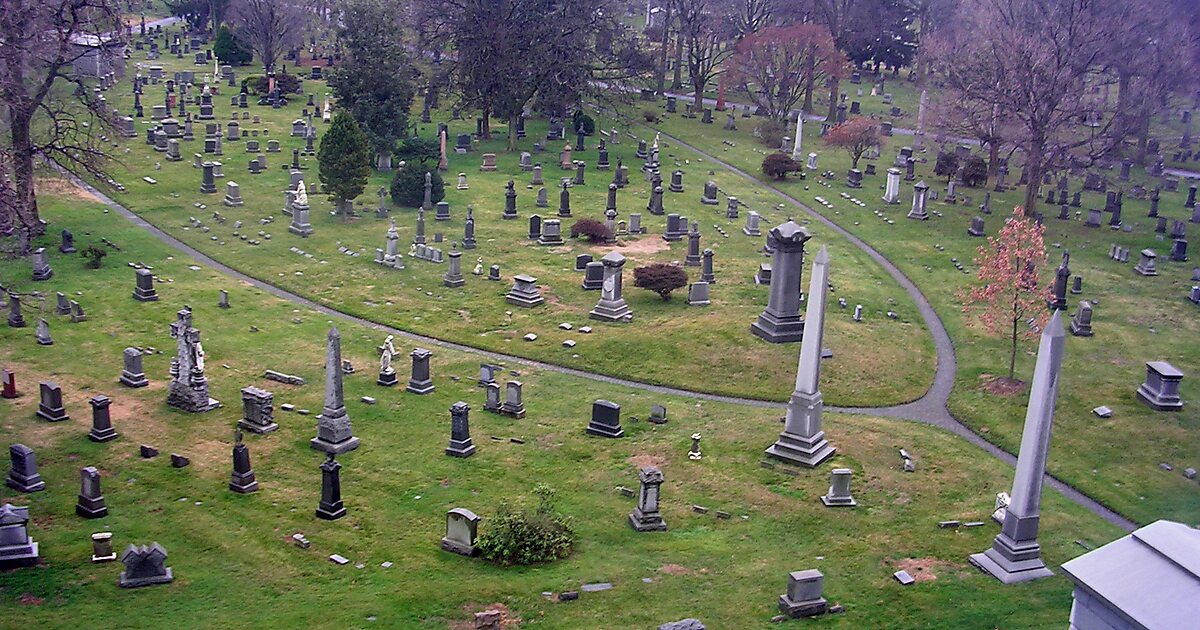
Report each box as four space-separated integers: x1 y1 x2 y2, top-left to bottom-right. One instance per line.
1009 317 1018 380
987 139 1000 180
826 77 839 122
655 7 672 95
693 80 705 110
9 108 45 248
507 113 519 152
671 35 683 90
1022 141 1043 214
481 105 491 139
1115 71 1132 152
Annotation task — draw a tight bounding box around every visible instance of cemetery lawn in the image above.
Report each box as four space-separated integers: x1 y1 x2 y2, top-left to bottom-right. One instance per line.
0 190 1127 628
87 56 935 409
640 109 1200 527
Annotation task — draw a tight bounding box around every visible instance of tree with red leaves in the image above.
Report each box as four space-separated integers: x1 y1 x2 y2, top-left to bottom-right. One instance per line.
822 118 882 170
729 24 845 119
961 208 1048 382
634 263 689 301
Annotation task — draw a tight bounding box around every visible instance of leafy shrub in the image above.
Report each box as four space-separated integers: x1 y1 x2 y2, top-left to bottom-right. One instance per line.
81 245 106 269
934 151 959 181
389 164 444 208
762 152 801 180
573 111 596 135
634 263 689 300
756 119 787 149
394 136 439 165
242 71 302 95
476 484 575 566
642 108 660 123
962 155 988 187
570 218 610 243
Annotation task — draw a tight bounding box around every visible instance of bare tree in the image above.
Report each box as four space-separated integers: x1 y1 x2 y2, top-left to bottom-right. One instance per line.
678 0 734 110
930 0 1119 213
229 0 304 73
0 0 123 249
729 23 843 119
732 0 774 38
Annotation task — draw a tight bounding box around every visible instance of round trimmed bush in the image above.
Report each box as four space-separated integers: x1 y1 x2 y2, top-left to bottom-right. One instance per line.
389 164 444 208
570 218 610 243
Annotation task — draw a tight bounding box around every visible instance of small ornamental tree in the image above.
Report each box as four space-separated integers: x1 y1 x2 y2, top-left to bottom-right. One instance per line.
962 155 988 187
570 218 610 243
961 208 1049 382
762 153 801 180
755 119 787 149
634 263 689 301
393 136 439 166
318 112 373 216
822 118 882 170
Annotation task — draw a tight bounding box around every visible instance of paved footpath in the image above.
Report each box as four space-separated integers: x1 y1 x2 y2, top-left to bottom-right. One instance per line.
59 158 1135 532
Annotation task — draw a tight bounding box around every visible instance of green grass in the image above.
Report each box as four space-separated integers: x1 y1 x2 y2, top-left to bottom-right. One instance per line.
0 191 1123 628
642 106 1200 527
77 54 935 407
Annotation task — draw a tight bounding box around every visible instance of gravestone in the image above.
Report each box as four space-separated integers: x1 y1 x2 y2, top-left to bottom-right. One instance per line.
91 532 116 563
1136 362 1184 411
36 382 68 422
1070 301 1093 337
0 504 40 568
31 248 52 281
539 218 564 246
229 429 259 494
505 274 545 307
779 570 828 619
700 181 719 205
629 466 667 532
118 543 173 588
589 252 632 322
133 268 159 301
315 453 346 520
1048 252 1070 310
582 262 604 290
120 347 149 387
752 221 811 343
445 402 476 458
969 312 1066 584
6 445 45 493
239 386 278 434
766 246 835 467
407 348 435 394
88 396 118 442
907 181 929 220
310 328 361 454
500 381 526 418
1133 249 1158 276
686 282 711 306
821 469 857 507
76 467 108 518
443 245 465 288
441 508 480 556
968 217 985 237
586 400 624 438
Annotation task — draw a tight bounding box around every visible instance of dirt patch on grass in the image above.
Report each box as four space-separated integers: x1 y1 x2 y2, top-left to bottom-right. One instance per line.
979 374 1025 396
659 563 693 576
625 453 666 469
594 236 669 258
36 177 99 202
449 603 521 629
18 593 45 606
894 557 961 583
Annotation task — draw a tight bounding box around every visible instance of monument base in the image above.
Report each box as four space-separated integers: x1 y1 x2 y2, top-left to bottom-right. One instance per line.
310 436 361 455
119 567 173 588
751 312 805 343
765 430 835 468
238 419 279 434
629 508 667 532
778 595 827 619
1135 386 1183 411
316 502 346 520
445 438 476 458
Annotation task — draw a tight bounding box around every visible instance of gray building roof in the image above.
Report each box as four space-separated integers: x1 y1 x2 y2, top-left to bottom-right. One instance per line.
1061 520 1200 629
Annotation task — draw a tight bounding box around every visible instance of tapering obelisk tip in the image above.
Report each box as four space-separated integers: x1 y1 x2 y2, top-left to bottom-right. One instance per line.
1045 310 1065 339
814 244 830 265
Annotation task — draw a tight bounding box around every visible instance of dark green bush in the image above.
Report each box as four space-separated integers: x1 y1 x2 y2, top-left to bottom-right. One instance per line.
394 136 439 166
389 164 444 208
81 245 107 269
242 71 302 95
762 152 801 180
962 155 988 187
934 151 959 181
634 263 689 300
476 484 575 566
573 111 595 135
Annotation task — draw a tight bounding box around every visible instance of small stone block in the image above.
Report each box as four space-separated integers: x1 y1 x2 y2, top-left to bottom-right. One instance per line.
140 444 159 458
361 396 376 405
692 505 709 513
329 554 350 565
937 520 960 529
170 453 190 468
581 583 612 593
1184 468 1197 479
1092 406 1113 418
893 570 915 585
559 591 579 601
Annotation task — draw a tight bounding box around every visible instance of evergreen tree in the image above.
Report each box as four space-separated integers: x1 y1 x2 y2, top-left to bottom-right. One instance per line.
318 112 373 216
328 0 415 166
213 25 252 66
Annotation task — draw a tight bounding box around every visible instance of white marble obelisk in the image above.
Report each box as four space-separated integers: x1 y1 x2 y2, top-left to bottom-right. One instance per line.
969 311 1066 584
765 245 835 467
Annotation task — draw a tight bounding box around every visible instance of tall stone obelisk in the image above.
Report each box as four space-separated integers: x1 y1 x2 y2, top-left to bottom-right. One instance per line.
765 245 835 467
969 311 1066 584
311 327 360 454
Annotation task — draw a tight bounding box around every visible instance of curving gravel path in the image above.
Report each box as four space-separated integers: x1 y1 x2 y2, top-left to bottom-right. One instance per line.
60 159 1135 532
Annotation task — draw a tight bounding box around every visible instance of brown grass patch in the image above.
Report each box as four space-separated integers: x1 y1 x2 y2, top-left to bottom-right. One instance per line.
979 374 1025 396
448 603 521 629
625 453 666 469
593 236 670 259
893 557 962 583
18 593 45 606
658 563 693 576
36 177 99 202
